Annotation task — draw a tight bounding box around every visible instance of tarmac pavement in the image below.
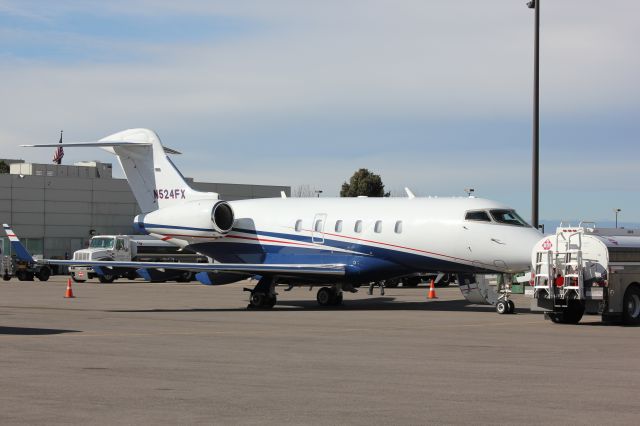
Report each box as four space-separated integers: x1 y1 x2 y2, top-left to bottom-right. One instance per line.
1 276 639 425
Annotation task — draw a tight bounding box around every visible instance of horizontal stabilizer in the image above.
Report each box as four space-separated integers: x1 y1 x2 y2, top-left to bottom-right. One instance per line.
21 141 181 155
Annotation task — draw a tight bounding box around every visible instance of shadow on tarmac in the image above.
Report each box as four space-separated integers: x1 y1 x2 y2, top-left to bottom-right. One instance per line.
108 298 539 315
0 326 81 335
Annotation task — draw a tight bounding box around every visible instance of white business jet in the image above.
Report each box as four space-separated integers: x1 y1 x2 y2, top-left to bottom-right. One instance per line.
17 128 541 309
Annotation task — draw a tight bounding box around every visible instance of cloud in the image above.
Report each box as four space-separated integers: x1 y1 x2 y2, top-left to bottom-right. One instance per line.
0 0 638 220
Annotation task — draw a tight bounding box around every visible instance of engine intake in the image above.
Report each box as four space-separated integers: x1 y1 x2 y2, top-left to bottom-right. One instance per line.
211 201 234 234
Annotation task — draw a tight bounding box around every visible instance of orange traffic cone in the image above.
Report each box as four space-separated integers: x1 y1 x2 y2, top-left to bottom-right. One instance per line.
427 279 438 299
64 278 75 298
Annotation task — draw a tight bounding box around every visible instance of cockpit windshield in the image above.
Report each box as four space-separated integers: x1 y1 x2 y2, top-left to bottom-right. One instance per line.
489 210 530 227
90 238 115 249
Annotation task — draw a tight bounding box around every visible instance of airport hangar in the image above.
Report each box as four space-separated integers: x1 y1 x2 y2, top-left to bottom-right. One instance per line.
0 158 290 265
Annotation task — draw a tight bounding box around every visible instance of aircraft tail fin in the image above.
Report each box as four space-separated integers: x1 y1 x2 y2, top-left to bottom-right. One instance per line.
22 128 218 212
2 224 35 262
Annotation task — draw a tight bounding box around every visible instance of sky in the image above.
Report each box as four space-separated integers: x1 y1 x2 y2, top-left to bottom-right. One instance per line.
0 0 638 225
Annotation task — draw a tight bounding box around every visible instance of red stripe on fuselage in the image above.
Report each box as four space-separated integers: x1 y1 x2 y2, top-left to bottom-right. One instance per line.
153 228 492 269
319 230 472 263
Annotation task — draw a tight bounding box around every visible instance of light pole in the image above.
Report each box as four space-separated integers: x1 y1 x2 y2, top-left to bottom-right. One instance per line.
527 0 540 230
614 208 621 228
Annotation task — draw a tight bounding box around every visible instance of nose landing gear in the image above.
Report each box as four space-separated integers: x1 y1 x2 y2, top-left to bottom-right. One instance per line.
496 299 515 315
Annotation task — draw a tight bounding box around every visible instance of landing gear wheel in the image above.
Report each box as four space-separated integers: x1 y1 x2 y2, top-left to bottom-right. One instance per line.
506 300 515 314
250 292 265 307
98 274 115 284
317 287 333 306
622 286 640 325
496 300 508 315
248 292 276 309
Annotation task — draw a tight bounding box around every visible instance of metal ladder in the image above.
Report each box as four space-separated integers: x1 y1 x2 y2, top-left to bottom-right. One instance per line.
533 250 553 298
555 228 584 299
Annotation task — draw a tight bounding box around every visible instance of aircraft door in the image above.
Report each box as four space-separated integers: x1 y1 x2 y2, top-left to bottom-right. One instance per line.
312 213 327 244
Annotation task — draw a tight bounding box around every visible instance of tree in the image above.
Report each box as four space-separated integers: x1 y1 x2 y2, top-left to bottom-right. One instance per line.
340 168 389 197
0 160 9 174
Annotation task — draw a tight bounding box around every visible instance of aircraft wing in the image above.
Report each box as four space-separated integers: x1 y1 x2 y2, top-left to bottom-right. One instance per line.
34 259 346 277
3 223 344 278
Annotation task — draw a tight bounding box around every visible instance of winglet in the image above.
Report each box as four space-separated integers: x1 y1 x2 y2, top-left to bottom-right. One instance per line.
2 224 35 262
404 187 416 199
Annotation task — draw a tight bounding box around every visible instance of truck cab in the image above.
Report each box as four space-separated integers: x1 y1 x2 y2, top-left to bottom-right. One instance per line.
70 235 134 282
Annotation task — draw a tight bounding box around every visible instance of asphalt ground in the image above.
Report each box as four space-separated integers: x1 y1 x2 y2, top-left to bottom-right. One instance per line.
1 276 639 425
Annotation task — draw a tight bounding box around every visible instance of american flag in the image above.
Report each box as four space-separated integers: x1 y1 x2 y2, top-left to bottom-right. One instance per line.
53 130 64 164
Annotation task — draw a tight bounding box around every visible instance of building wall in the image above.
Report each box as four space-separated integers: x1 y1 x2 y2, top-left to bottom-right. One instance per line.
0 173 289 259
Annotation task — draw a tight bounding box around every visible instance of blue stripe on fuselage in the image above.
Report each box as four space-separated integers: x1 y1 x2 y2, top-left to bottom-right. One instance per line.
190 235 479 282
140 223 483 281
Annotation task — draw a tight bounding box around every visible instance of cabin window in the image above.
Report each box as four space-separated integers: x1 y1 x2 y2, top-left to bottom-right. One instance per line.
295 219 302 232
465 210 491 222
394 220 403 233
314 219 324 232
335 220 343 233
374 220 382 233
490 209 529 227
116 238 125 250
354 220 363 233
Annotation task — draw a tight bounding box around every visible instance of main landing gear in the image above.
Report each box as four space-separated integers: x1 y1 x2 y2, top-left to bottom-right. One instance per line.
244 276 277 309
316 286 343 307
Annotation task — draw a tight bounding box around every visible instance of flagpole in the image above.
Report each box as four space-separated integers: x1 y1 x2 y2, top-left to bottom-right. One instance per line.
53 130 64 165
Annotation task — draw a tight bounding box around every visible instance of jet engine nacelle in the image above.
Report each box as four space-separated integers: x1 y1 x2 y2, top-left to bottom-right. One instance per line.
135 200 235 239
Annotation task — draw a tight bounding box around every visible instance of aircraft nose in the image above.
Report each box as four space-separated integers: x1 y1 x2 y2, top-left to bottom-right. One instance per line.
515 228 543 268
500 228 542 272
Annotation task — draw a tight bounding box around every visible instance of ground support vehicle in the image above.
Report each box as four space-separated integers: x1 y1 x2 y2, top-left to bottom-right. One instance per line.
1 255 51 281
528 224 640 325
70 235 207 283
